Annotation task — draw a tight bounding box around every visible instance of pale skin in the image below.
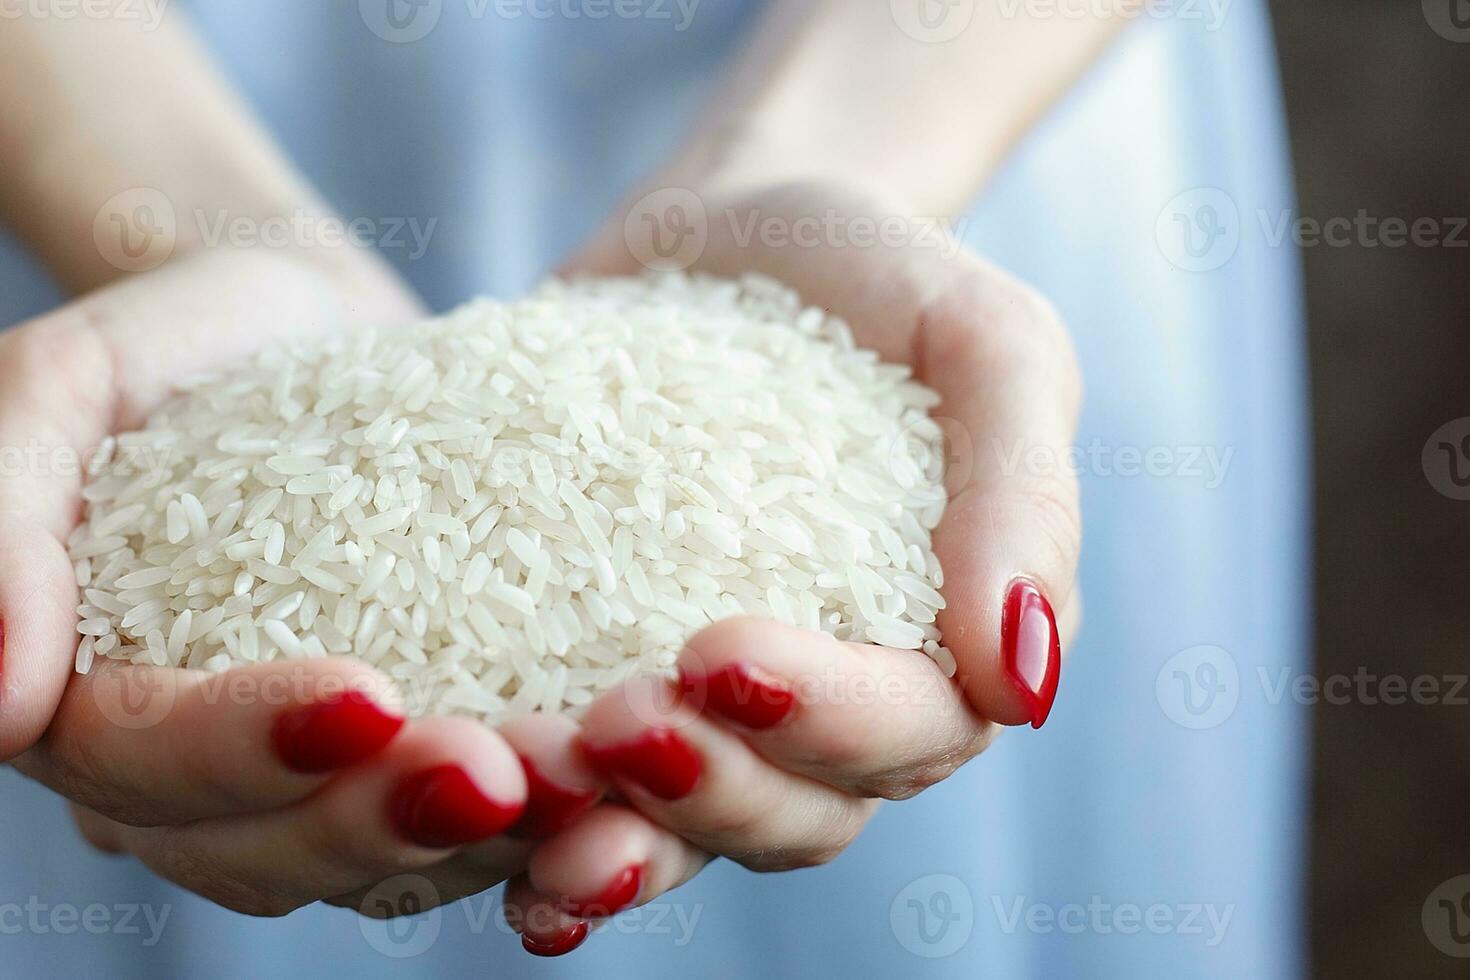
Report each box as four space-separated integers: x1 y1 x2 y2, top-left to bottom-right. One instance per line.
0 0 1122 953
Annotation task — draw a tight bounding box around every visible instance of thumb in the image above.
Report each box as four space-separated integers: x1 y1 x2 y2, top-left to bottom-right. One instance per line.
0 515 83 762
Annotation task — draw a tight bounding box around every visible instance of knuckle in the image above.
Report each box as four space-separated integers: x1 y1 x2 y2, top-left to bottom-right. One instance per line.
147 829 296 918
738 842 843 873
37 730 143 825
865 758 961 801
850 728 984 801
688 795 772 844
737 807 867 872
1009 476 1083 573
795 713 880 778
852 765 932 801
300 820 399 878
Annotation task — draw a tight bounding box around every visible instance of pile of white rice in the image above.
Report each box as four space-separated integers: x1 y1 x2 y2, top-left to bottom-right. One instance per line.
70 273 951 720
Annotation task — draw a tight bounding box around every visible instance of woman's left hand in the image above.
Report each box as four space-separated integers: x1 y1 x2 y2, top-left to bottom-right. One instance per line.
501 177 1084 954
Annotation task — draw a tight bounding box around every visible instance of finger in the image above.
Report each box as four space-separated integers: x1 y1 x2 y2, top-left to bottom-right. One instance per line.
322 834 535 915
0 252 423 761
675 617 998 800
326 715 613 922
577 673 876 870
502 875 592 958
0 318 108 761
13 657 405 826
916 264 1082 727
496 712 606 840
526 804 711 919
94 715 527 917
0 513 82 761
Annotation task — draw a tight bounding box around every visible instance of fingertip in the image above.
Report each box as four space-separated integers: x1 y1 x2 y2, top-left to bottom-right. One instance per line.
270 688 406 774
526 805 652 913
948 578 1063 729
498 712 605 839
383 716 528 849
505 875 592 957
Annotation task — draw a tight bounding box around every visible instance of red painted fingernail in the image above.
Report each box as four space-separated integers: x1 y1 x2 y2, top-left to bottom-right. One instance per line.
579 729 701 800
679 662 795 730
1001 579 1062 729
521 920 590 957
508 756 599 839
271 689 405 773
390 765 524 848
561 864 643 917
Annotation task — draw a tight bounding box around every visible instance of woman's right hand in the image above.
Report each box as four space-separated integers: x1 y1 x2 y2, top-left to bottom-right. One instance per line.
0 245 606 925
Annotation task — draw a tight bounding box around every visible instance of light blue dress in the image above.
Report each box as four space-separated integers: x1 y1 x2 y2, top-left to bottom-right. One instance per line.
0 2 1309 977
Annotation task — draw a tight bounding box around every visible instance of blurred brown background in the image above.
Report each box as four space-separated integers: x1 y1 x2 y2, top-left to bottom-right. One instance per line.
1267 1 1470 976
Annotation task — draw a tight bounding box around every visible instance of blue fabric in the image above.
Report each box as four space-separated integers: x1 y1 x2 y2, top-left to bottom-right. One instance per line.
0 2 1309 977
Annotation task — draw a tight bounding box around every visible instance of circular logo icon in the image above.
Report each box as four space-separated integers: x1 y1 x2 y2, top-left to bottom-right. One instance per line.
1156 645 1239 729
1423 875 1470 957
890 0 976 43
889 415 974 500
90 664 181 731
1422 418 1470 501
359 0 442 43
890 874 973 958
358 874 442 958
621 670 697 731
93 187 177 273
1155 187 1241 273
623 187 708 272
1424 0 1470 42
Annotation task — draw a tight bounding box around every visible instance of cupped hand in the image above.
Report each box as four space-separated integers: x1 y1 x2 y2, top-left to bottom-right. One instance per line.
0 246 605 925
497 178 1084 952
